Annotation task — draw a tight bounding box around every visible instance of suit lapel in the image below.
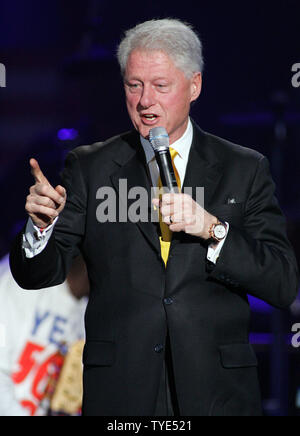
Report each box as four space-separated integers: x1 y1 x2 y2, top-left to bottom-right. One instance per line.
171 122 223 247
182 122 223 209
110 131 161 255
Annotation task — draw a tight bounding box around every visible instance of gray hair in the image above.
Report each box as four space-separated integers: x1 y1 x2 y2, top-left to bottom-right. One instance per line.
117 18 204 79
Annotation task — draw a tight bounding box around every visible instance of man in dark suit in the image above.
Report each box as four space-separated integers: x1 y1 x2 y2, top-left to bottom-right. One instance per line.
10 18 299 416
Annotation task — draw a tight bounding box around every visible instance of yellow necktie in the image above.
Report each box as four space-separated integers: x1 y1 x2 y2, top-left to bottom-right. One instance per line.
158 147 181 266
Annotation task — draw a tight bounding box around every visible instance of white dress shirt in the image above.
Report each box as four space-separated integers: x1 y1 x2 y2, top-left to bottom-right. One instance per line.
23 117 228 263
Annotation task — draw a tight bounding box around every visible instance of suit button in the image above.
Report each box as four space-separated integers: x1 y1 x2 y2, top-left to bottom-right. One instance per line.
164 297 174 305
154 344 164 353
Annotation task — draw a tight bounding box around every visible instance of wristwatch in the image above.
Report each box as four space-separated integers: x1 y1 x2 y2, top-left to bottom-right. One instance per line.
209 220 227 242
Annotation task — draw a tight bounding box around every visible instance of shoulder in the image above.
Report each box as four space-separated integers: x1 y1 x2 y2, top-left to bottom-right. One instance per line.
192 122 270 189
68 130 138 164
61 130 140 181
201 129 265 166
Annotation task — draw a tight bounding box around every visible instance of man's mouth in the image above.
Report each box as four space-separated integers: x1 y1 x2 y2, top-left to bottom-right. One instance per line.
140 113 159 124
143 114 157 120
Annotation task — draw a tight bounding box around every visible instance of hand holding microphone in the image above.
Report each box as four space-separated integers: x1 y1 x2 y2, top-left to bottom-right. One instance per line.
149 126 179 194
149 126 218 240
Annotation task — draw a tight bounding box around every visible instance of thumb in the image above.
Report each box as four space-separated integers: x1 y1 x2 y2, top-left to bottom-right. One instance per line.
55 185 66 198
152 198 160 207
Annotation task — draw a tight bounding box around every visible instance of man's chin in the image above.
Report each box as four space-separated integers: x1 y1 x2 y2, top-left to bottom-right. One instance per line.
135 126 151 140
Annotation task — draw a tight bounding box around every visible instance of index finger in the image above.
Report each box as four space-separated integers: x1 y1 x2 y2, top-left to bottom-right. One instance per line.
30 158 50 185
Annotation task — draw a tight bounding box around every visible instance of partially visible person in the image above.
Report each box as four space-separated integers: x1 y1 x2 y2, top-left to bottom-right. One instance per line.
0 254 88 416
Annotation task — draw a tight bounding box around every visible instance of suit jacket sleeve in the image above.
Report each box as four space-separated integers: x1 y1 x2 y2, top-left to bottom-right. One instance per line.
10 150 87 290
208 156 299 308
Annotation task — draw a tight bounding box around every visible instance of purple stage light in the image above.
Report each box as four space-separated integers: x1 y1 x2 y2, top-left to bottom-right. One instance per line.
57 128 78 141
248 295 272 313
249 333 294 345
249 333 274 344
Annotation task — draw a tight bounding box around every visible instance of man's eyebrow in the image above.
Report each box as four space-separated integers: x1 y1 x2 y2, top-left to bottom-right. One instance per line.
125 76 170 83
152 76 169 80
124 77 143 83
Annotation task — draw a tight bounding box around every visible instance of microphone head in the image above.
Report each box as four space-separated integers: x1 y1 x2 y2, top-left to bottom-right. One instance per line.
149 127 169 152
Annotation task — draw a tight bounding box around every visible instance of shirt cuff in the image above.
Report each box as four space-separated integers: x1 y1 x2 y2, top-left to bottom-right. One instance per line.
22 217 58 258
207 222 229 264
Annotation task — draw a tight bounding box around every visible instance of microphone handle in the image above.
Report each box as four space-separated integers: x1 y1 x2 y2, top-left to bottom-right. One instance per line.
155 150 179 193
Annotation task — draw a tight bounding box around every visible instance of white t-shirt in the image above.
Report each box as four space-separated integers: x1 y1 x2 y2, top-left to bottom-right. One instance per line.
0 255 87 416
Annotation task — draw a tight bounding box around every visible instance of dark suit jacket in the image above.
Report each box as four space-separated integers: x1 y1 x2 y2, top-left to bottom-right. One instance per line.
10 121 299 416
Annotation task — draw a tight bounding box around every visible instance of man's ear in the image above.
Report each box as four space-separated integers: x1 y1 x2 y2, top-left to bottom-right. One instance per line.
190 72 202 103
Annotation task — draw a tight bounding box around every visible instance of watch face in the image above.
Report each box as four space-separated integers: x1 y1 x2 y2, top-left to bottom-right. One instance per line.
214 224 226 239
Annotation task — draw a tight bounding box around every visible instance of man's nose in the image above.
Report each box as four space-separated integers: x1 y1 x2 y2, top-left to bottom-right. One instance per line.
139 84 155 108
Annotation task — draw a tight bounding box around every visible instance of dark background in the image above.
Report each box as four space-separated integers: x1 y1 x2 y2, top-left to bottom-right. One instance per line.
0 0 299 416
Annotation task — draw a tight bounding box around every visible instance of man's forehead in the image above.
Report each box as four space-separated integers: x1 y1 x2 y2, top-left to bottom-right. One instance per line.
125 49 181 77
127 48 174 65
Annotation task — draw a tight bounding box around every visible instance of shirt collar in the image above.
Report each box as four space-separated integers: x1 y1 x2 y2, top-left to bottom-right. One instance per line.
140 117 193 164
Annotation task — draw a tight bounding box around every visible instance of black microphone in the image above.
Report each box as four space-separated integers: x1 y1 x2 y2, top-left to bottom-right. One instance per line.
149 127 179 193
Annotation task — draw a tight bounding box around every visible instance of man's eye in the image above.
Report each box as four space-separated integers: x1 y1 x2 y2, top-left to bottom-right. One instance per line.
156 84 169 91
128 83 140 89
127 83 141 93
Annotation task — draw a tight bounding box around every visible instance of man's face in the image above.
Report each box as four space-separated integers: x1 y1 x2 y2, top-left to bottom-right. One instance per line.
124 49 202 145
